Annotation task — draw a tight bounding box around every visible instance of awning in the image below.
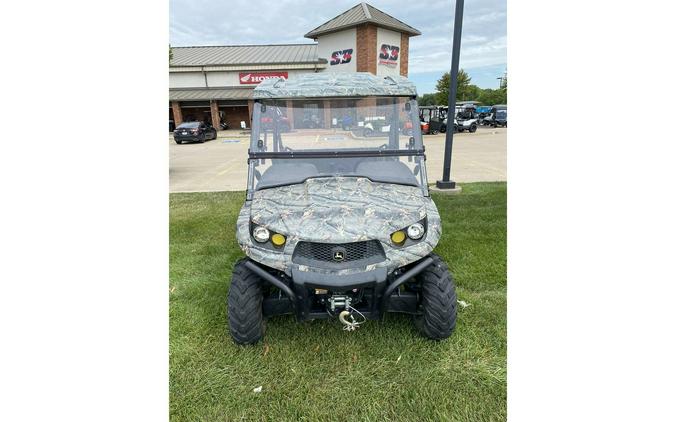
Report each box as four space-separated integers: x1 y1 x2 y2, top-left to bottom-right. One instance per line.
169 87 253 101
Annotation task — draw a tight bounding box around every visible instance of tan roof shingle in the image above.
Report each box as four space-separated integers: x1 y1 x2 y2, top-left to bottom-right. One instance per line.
304 2 421 38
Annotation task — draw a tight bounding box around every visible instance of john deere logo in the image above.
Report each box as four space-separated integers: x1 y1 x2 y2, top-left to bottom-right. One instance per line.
333 249 345 261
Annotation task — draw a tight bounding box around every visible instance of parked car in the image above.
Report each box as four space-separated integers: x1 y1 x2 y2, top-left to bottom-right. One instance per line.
173 122 217 144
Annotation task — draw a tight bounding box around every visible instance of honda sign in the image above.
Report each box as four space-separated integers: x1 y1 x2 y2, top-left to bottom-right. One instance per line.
239 72 288 85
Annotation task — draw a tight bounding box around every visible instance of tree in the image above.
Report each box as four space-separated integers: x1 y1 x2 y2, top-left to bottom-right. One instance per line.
169 45 173 63
418 93 437 106
434 69 473 105
430 69 507 108
465 84 482 101
477 88 506 106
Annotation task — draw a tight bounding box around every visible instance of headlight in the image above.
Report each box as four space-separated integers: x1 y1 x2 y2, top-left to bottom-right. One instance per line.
390 219 426 246
271 233 286 247
407 223 425 240
252 226 270 243
391 230 406 245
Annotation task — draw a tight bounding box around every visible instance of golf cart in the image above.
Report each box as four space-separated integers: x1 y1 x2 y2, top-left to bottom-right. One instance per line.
454 104 479 133
488 105 507 127
475 106 492 125
419 106 449 134
229 73 457 344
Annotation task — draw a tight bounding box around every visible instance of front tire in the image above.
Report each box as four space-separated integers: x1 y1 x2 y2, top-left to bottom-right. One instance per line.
228 259 265 345
174 139 182 144
469 123 477 133
415 254 457 340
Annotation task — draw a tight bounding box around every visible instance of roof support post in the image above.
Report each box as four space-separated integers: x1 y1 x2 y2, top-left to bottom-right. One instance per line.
210 100 220 130
285 100 295 131
323 100 332 129
171 101 183 127
247 100 254 129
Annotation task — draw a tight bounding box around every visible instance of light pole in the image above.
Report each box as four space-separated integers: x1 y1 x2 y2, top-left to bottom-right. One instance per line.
436 0 464 189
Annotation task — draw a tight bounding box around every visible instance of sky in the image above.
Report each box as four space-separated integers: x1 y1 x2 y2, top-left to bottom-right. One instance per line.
170 0 506 94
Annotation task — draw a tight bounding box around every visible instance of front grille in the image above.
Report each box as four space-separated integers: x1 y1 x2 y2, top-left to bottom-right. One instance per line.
292 240 385 269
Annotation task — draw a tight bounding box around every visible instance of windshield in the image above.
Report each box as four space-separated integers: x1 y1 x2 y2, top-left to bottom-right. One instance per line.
496 110 507 119
247 97 427 197
456 109 475 119
176 122 200 129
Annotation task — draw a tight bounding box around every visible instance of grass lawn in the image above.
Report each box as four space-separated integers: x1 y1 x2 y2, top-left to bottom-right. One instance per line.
170 182 506 421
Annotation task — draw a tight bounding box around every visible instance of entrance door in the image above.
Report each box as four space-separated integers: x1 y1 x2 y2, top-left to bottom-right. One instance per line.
301 103 320 128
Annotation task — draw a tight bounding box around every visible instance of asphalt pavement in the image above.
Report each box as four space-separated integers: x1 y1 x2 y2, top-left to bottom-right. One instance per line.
169 127 506 192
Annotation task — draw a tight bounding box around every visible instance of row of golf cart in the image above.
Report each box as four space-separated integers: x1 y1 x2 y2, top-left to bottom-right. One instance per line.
419 104 507 135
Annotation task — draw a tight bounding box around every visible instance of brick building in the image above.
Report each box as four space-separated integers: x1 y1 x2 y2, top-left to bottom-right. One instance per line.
169 2 421 130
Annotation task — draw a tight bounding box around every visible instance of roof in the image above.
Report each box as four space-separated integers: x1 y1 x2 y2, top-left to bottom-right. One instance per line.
252 72 417 99
304 2 421 38
170 44 321 67
169 87 252 101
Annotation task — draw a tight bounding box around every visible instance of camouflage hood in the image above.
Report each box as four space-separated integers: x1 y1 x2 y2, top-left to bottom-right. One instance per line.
250 177 427 243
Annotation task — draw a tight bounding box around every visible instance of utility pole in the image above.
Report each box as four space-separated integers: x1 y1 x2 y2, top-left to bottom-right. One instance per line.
436 0 464 189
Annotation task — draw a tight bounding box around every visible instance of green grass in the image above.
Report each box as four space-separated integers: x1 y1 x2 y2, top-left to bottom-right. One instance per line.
170 182 506 421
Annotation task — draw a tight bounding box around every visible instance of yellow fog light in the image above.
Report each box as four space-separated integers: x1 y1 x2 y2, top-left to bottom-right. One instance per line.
271 233 286 247
390 230 406 245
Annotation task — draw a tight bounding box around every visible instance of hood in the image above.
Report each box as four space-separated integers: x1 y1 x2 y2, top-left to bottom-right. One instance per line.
250 177 428 243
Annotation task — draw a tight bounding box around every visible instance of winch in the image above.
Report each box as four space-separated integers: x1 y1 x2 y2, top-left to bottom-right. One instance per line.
328 295 351 312
327 294 366 331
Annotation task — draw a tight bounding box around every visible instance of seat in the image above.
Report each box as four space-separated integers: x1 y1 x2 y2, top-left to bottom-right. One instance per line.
257 162 320 189
355 160 419 186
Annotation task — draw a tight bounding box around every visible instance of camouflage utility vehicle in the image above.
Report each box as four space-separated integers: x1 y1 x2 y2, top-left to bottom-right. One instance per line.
228 73 457 344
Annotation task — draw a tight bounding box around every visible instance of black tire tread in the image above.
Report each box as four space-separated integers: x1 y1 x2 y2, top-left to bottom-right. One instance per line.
228 258 264 345
417 254 457 340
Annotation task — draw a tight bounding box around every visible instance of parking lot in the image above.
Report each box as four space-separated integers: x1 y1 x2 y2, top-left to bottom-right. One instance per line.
169 127 506 192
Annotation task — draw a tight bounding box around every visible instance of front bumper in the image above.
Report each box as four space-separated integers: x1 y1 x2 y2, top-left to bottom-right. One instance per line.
174 134 202 142
245 257 434 321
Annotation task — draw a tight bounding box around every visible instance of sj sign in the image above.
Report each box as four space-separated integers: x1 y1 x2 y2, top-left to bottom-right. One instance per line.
378 44 400 67
239 72 288 84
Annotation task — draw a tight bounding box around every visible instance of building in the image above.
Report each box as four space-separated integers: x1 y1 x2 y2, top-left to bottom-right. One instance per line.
169 2 421 130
